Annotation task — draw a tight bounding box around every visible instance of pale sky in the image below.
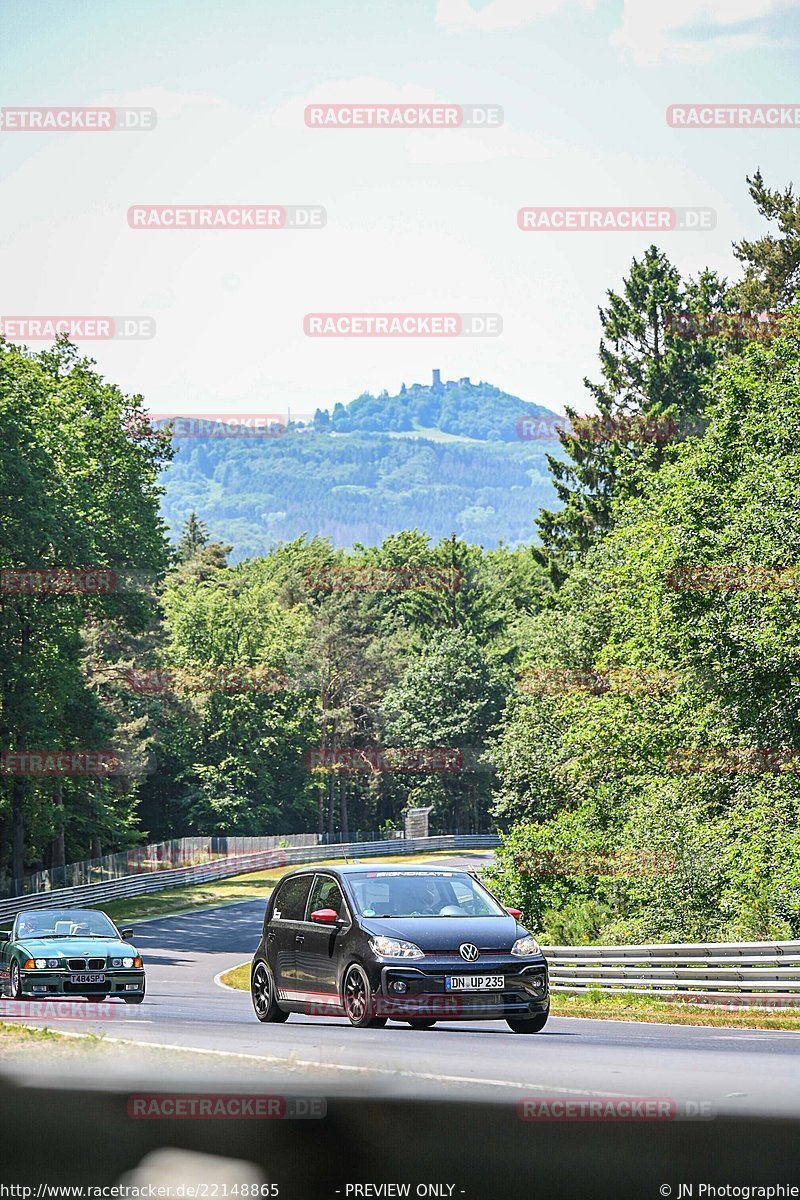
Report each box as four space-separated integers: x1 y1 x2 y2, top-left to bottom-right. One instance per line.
1 0 798 420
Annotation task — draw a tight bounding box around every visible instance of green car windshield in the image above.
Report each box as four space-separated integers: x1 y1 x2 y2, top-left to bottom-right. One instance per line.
15 909 119 939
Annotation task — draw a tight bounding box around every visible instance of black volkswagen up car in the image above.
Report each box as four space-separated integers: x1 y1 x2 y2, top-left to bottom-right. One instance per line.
250 865 549 1032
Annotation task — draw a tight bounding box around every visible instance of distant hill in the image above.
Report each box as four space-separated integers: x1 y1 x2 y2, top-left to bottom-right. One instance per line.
315 372 562 442
158 373 565 559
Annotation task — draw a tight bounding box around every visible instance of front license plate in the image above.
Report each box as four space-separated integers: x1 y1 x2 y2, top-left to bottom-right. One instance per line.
69 973 105 984
445 975 504 991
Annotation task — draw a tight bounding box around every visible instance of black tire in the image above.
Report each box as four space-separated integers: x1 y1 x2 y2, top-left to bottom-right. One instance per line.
123 994 145 1005
342 963 387 1028
9 960 24 1000
507 1009 549 1034
251 961 290 1024
407 1019 437 1029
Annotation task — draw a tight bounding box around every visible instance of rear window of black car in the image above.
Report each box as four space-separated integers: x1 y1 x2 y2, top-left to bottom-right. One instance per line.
272 875 313 921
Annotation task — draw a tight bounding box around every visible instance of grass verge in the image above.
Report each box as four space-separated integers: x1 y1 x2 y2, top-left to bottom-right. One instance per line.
219 962 251 990
0 1021 106 1055
550 990 800 1029
220 968 800 1030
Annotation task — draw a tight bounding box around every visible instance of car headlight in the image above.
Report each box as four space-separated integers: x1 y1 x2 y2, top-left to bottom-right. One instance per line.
511 935 541 957
122 957 134 968
34 958 47 969
369 936 424 959
47 959 59 969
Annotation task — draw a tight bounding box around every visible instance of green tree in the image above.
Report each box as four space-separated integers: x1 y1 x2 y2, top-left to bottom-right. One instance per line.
489 308 800 941
383 631 507 831
176 512 210 563
0 339 171 884
536 249 725 572
731 171 800 309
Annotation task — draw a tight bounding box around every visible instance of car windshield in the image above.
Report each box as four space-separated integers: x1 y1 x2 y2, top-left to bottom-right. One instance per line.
15 909 119 939
347 871 507 918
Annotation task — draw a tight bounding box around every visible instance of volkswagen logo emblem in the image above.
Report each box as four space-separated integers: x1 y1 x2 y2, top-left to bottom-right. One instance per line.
459 943 480 962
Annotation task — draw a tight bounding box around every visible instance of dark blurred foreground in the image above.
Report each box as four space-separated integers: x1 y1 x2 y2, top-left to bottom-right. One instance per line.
1 1072 799 1198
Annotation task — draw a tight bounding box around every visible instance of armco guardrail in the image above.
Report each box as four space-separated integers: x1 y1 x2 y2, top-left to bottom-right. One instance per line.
7 833 323 897
0 834 499 924
542 940 800 1006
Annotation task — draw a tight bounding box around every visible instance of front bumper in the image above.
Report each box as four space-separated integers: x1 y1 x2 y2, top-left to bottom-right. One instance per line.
20 970 146 998
375 957 549 1020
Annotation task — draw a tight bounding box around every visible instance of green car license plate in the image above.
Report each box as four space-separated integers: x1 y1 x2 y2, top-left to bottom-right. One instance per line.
69 972 106 984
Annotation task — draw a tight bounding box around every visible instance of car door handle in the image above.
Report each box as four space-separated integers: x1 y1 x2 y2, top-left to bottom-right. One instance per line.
295 934 305 944
267 932 276 942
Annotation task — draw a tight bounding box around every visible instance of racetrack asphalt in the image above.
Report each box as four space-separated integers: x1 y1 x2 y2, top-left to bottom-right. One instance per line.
2 854 799 1116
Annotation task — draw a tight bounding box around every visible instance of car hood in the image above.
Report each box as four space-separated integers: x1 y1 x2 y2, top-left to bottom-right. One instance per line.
359 915 525 952
18 938 136 957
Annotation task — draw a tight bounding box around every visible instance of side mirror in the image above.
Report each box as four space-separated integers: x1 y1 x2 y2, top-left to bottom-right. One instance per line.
506 907 523 920
0 930 10 942
120 928 134 940
310 908 339 925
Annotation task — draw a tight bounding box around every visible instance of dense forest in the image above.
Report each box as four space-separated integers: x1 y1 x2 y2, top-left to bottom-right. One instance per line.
158 376 562 556
3 171 800 945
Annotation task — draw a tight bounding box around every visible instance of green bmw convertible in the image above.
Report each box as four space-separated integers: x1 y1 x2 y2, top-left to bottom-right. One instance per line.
0 907 146 1003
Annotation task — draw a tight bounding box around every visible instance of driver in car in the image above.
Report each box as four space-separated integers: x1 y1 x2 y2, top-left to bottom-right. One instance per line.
410 879 441 915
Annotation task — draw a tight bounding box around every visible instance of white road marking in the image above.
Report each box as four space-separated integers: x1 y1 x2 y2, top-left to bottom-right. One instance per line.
46 1029 643 1095
707 1034 800 1041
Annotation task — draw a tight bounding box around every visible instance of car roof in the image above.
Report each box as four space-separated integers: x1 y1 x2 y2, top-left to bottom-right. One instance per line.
280 863 474 877
17 907 103 915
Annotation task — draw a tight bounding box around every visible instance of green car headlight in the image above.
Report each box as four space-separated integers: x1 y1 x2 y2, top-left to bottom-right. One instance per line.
34 958 47 969
111 958 122 967
122 957 134 968
47 959 59 969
